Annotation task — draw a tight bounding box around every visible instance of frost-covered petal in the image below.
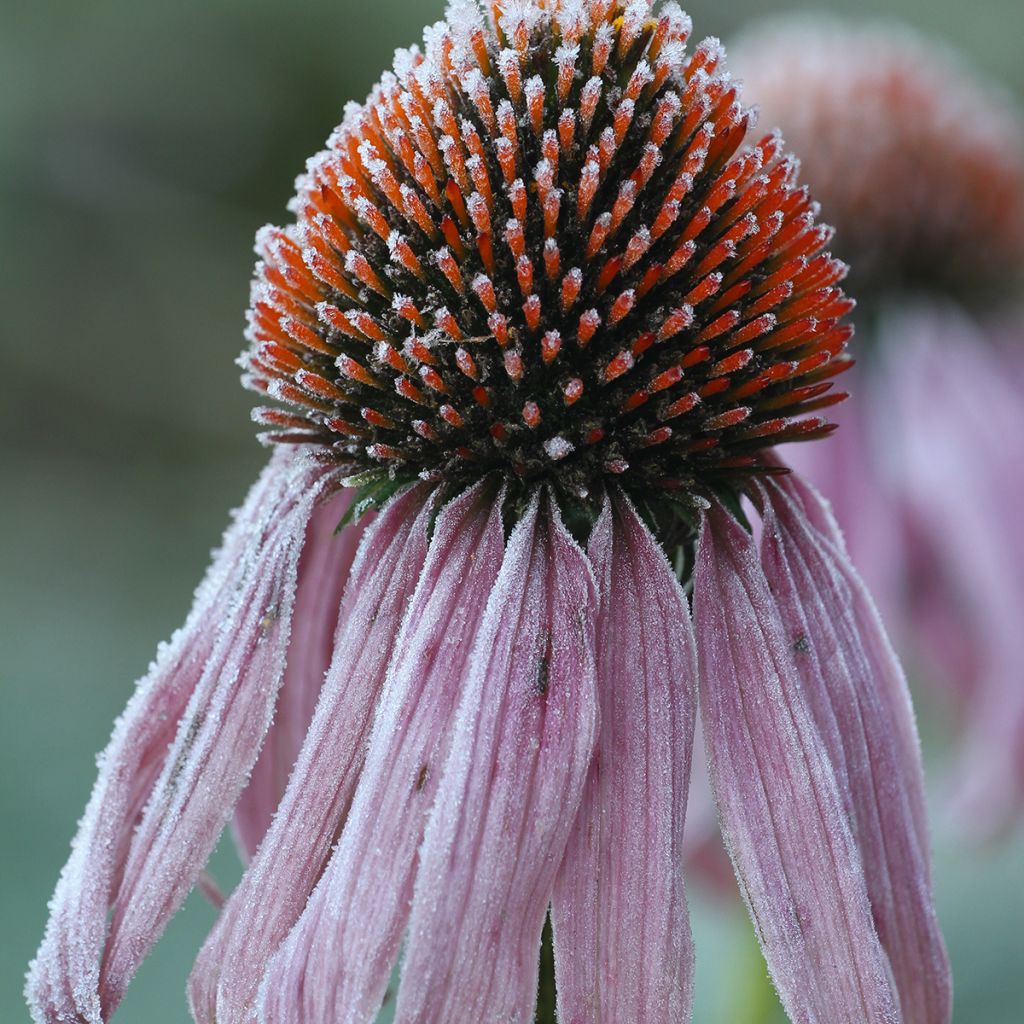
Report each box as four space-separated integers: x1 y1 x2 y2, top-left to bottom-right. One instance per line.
26 450 335 1024
394 492 598 1024
694 504 900 1024
258 480 507 1024
766 467 930 855
761 475 951 1023
188 483 434 1024
232 487 363 862
96 452 337 1017
552 491 696 1023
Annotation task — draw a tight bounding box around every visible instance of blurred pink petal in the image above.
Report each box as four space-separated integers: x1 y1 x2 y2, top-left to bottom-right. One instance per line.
232 486 363 861
188 483 433 1024
761 474 951 1023
393 492 598 1023
695 503 901 1024
781 387 905 627
258 480 507 1024
26 450 336 1024
552 491 696 1024
886 309 1024 832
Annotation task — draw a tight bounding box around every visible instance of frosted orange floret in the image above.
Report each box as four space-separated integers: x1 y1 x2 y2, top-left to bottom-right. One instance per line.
242 0 852 499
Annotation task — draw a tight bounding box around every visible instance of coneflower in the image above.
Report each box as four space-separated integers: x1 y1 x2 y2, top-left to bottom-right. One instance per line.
732 14 1024 301
28 3 951 1023
735 14 1024 837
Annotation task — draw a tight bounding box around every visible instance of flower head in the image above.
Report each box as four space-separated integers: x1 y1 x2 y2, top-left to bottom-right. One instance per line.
244 0 852 507
28 4 950 1024
732 15 1024 301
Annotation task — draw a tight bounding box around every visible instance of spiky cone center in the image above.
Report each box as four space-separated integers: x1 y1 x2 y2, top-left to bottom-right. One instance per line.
243 0 853 512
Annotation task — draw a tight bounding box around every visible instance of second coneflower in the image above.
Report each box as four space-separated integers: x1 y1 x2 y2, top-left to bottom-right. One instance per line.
28 3 951 1023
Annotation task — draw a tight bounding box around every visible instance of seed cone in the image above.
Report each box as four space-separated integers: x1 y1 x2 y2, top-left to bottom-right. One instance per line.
242 0 852 503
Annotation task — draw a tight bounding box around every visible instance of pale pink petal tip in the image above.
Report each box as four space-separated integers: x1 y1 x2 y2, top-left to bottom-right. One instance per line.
695 500 903 1024
553 490 697 1024
26 449 339 1024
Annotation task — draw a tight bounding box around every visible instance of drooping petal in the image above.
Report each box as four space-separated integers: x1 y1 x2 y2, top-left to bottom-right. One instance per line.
551 491 696 1024
26 450 336 1024
761 474 952 1023
780 389 906 627
188 483 434 1024
886 309 1024 832
97 452 339 1018
694 503 901 1024
232 487 363 862
766 466 931 855
394 491 598 1024
258 479 507 1024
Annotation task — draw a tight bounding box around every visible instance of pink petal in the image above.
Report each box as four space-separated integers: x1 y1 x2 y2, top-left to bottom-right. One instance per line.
551 491 696 1024
258 480 507 1024
779 385 905 621
885 309 1024 832
232 487 364 862
694 503 901 1024
188 483 434 1024
761 475 951 1023
99 452 339 1017
26 450 335 1024
394 491 598 1024
767 467 931 857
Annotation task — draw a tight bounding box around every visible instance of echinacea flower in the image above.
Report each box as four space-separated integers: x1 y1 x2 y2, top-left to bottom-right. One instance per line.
734 15 1024 836
28 3 951 1023
731 15 1024 301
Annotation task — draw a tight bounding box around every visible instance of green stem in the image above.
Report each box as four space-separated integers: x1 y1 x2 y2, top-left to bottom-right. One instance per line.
535 914 558 1023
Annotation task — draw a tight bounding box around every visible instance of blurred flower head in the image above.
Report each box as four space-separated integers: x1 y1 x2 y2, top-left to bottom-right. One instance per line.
732 14 1024 301
28 3 950 1023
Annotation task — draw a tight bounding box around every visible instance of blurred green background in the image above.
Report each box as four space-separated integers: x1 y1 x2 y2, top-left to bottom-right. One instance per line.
3 1 1022 1020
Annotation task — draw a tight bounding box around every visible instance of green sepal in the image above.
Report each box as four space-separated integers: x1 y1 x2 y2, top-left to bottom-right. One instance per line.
335 472 418 533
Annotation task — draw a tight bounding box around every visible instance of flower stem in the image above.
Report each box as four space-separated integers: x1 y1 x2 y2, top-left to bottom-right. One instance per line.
535 913 557 1023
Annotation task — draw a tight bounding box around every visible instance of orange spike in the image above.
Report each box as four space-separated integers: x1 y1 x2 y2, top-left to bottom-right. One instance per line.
440 215 467 259
563 378 584 405
455 347 479 380
337 354 382 389
578 309 601 346
607 289 636 326
541 331 562 365
395 376 428 405
439 404 464 428
604 350 634 382
523 294 541 331
561 268 583 313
